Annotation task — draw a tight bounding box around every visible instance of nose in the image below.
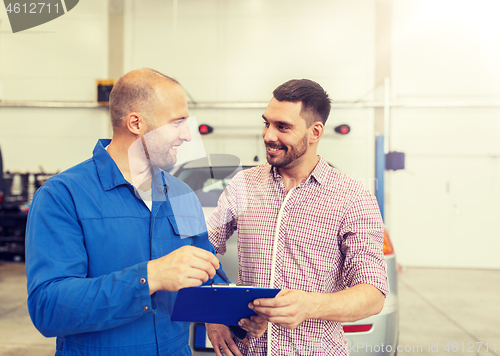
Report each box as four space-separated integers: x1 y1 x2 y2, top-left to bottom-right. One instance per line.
179 121 192 142
263 125 277 143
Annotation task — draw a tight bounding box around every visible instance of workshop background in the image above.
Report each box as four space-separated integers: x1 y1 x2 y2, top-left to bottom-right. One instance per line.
0 0 499 355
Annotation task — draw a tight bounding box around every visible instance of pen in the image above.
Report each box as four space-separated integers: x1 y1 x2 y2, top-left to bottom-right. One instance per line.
215 265 231 283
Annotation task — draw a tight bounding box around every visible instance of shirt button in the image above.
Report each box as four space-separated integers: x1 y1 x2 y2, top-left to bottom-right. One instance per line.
140 278 146 284
144 306 149 311
158 188 162 193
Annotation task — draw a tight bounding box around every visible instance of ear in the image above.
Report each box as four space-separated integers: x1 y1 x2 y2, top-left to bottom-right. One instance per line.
125 112 146 136
309 121 324 144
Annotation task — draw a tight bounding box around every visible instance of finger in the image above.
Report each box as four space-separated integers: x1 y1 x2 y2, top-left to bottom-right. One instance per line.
252 293 291 308
245 316 267 329
189 246 220 270
239 317 267 338
190 257 217 279
238 318 257 332
246 325 267 339
180 264 212 282
262 316 296 328
183 257 217 280
210 337 229 356
250 315 267 323
172 269 215 290
207 334 224 356
238 319 249 332
178 278 204 290
213 344 224 356
220 342 234 356
248 302 276 314
251 298 278 308
227 339 244 356
275 289 291 297
251 305 291 319
246 324 264 338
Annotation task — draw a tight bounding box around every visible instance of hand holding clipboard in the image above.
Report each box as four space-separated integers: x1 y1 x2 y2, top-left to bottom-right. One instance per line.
171 284 280 327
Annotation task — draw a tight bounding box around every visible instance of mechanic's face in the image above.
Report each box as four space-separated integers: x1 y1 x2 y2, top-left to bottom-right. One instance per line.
262 98 310 169
142 83 191 170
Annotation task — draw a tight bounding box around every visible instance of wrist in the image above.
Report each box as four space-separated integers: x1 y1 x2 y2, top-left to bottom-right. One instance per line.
306 292 323 320
147 260 159 295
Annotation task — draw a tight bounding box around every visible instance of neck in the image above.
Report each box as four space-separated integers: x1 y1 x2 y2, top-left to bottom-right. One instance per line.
278 153 320 193
107 137 153 188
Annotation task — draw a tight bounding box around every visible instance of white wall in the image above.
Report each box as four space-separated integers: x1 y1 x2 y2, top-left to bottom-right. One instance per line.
0 0 378 188
387 0 500 268
0 0 110 173
124 0 377 190
1 0 499 268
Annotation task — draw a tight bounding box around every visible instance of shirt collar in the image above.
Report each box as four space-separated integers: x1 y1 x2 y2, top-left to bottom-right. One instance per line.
152 166 170 192
94 139 171 191
308 156 330 185
94 139 172 202
94 139 130 191
269 156 329 187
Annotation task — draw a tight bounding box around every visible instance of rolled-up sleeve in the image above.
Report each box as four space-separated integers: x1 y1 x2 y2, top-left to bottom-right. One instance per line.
339 190 389 296
206 174 241 255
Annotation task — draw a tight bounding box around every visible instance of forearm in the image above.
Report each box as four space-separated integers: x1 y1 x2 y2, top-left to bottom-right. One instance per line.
308 284 385 322
28 262 152 337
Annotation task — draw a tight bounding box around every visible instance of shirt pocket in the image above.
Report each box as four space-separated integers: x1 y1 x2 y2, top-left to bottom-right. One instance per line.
167 215 202 239
167 215 203 252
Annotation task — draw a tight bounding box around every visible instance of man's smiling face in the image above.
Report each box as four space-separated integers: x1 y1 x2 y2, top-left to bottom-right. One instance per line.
142 83 191 170
262 98 310 170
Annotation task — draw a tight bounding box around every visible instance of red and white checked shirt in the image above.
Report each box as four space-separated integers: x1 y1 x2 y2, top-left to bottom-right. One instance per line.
208 157 388 356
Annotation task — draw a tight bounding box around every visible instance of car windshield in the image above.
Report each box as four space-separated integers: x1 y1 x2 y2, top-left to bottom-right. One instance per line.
175 166 254 207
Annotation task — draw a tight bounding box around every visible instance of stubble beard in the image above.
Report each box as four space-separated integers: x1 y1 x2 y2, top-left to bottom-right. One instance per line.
141 122 178 170
266 133 308 169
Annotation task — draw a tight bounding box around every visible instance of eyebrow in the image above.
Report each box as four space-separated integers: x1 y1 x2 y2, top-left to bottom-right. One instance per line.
262 115 293 127
171 116 188 122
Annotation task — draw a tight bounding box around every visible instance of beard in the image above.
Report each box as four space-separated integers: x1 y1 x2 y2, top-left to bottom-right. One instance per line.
141 124 178 170
265 133 308 169
143 143 177 170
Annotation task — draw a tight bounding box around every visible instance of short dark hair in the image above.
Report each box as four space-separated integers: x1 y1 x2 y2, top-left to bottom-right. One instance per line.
109 68 179 131
273 79 331 125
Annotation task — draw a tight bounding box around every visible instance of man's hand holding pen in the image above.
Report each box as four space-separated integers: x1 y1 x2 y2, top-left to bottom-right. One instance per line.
147 245 220 294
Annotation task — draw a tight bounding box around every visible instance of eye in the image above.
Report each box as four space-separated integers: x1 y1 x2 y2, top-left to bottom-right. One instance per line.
279 125 289 130
263 121 270 128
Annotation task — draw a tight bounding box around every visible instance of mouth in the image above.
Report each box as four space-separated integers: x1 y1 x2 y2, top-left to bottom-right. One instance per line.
170 145 181 154
266 145 285 156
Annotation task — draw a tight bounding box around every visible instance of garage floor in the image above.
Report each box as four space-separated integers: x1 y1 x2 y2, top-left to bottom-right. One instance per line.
0 261 499 356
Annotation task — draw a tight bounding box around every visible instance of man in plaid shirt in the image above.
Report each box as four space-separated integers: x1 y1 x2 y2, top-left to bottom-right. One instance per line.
206 79 388 356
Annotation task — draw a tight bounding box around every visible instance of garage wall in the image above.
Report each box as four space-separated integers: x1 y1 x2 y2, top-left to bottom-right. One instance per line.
0 0 110 173
2 0 498 268
0 0 378 188
387 0 500 268
123 0 378 190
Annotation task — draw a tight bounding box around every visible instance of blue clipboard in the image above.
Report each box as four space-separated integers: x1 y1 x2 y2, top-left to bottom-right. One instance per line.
171 284 280 327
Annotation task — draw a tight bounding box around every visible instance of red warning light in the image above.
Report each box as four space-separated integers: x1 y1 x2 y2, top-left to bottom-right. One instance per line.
334 124 350 135
198 124 213 135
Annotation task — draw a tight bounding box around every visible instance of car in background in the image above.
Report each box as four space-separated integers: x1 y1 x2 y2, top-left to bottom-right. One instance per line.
171 154 399 356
